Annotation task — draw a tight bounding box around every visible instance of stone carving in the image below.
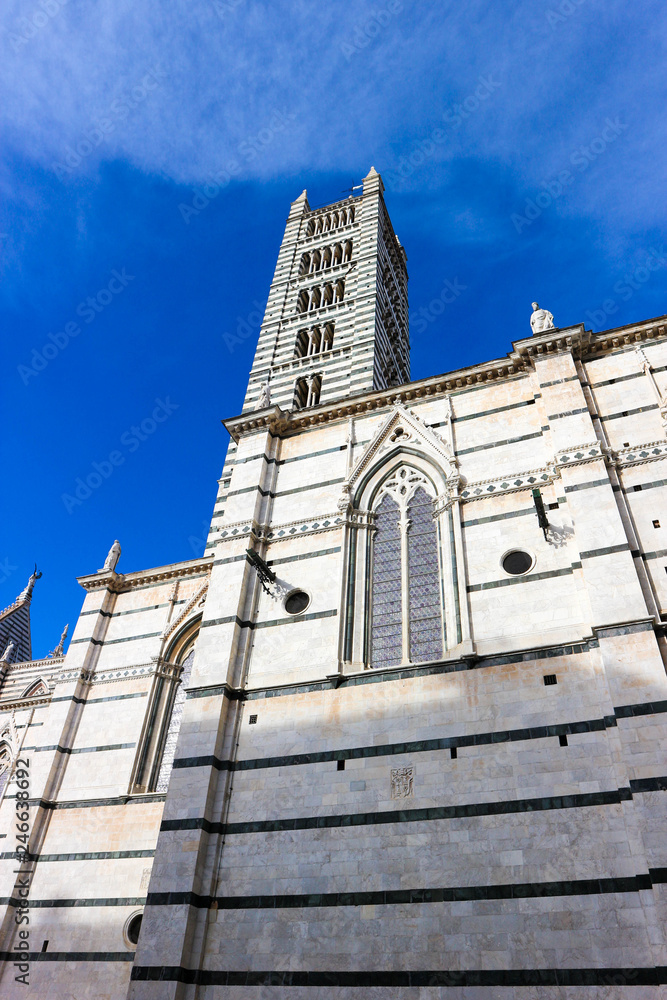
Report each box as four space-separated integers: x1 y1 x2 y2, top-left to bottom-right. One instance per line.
48 624 69 659
530 302 555 334
100 540 121 573
255 382 271 410
391 766 414 798
0 641 16 664
18 566 42 602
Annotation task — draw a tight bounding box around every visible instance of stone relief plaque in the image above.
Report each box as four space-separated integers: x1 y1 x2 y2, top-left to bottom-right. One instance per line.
391 766 414 798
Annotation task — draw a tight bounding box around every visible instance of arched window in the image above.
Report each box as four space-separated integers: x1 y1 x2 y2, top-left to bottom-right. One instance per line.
310 286 321 311
369 469 444 669
293 377 309 410
322 322 334 351
322 283 334 307
293 375 322 409
324 214 332 232
332 211 339 228
343 240 353 262
310 249 321 273
348 205 355 223
315 217 323 234
333 243 343 266
299 252 310 275
335 279 345 303
294 329 309 358
306 220 315 236
296 290 309 314
308 326 322 355
130 617 201 794
321 246 332 269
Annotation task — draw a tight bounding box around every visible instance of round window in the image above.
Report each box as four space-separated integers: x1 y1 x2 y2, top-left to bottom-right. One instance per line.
126 913 143 946
284 590 310 615
502 550 533 575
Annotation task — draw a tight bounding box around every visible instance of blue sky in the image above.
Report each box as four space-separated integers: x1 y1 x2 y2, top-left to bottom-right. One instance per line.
2 0 666 657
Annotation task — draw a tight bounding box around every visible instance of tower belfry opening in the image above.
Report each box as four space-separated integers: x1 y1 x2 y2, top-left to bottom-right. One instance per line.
244 166 409 413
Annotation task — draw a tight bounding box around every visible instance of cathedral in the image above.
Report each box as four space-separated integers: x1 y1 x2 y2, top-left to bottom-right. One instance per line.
1 167 667 998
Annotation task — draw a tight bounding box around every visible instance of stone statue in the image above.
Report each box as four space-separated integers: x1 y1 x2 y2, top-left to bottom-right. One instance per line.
530 302 555 335
0 640 16 663
18 566 42 602
101 540 121 573
255 382 271 410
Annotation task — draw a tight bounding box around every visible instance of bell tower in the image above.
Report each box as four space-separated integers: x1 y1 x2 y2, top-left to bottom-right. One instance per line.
243 166 409 412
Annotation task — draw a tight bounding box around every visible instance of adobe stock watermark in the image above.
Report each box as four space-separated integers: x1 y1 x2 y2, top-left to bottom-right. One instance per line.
52 64 167 179
211 0 245 19
221 299 265 353
8 0 69 53
178 109 296 224
546 0 587 29
0 558 18 586
61 398 179 514
340 0 403 61
511 117 628 233
17 268 135 385
384 75 502 191
410 276 468 338
585 246 667 331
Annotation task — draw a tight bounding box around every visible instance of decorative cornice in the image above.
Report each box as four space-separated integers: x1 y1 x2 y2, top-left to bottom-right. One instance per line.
77 557 213 593
459 465 560 502
613 440 667 468
0 694 53 712
222 315 667 443
56 662 157 686
556 442 610 468
215 513 346 544
0 656 65 672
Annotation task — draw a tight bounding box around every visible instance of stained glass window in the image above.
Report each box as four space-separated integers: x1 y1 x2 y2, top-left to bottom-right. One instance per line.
370 493 403 669
408 487 443 663
370 471 444 669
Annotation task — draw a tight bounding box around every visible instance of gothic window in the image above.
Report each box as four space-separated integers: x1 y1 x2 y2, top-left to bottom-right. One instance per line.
335 279 345 303
333 243 343 266
332 211 339 227
370 469 444 669
348 205 355 223
324 214 332 232
154 648 195 793
322 283 334 307
310 286 321 311
306 219 315 236
310 249 321 273
299 252 310 275
344 240 353 262
294 329 309 358
315 217 323 234
130 622 200 794
321 247 332 269
296 290 309 314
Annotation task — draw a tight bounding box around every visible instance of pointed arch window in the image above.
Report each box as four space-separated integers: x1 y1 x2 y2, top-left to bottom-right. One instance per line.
370 468 444 669
130 619 200 794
